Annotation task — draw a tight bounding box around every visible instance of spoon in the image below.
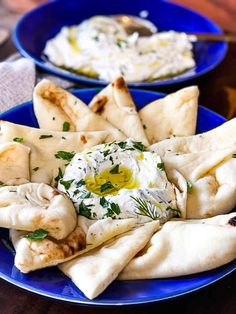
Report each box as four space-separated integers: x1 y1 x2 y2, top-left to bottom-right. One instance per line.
112 14 236 42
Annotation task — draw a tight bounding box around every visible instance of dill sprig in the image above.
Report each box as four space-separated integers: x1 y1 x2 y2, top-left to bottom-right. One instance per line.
130 196 159 220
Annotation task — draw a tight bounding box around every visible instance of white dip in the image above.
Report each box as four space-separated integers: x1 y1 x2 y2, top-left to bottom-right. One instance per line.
44 16 196 82
58 139 179 223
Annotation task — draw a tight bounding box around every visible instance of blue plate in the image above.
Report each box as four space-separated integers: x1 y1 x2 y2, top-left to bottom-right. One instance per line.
0 89 235 305
13 0 227 87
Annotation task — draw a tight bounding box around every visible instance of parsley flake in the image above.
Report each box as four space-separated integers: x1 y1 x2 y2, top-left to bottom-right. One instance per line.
63 121 70 132
157 162 165 171
100 181 114 193
100 196 109 207
55 151 75 161
117 141 127 149
232 153 236 158
60 179 74 190
79 201 93 218
24 229 48 241
110 164 119 174
132 141 145 151
76 179 85 187
13 137 23 143
39 134 53 139
54 168 63 182
33 167 39 172
104 202 121 218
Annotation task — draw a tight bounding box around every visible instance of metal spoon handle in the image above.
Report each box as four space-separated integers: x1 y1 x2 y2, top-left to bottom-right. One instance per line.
189 33 236 42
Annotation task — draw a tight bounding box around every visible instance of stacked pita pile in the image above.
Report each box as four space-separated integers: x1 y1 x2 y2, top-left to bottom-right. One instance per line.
0 77 235 300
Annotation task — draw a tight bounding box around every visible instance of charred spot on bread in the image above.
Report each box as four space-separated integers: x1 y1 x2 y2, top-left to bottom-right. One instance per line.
228 216 236 226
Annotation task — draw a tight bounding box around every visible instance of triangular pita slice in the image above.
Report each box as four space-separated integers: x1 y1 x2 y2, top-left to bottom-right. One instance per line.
11 216 136 273
139 86 199 144
0 183 77 239
33 79 126 142
0 142 30 185
119 213 236 280
89 77 149 146
163 146 236 218
0 121 108 185
150 118 236 157
59 221 159 299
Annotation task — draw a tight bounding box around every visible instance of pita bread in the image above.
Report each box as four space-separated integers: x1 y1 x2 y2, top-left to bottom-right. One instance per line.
0 120 108 185
89 77 149 146
33 79 126 142
162 146 236 218
119 212 236 280
150 117 236 156
59 221 159 299
11 216 136 273
0 183 77 239
0 142 30 185
139 86 199 144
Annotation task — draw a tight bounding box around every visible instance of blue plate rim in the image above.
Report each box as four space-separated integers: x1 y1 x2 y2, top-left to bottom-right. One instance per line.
0 88 235 306
12 0 228 87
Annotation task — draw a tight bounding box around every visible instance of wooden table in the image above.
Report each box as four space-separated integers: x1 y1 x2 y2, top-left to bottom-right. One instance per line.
0 1 236 313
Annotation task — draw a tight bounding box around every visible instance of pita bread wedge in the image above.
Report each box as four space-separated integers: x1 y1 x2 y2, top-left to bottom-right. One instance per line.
150 118 236 156
89 77 149 146
0 142 30 185
59 221 159 299
162 146 236 218
33 79 126 142
0 183 77 239
119 212 236 280
139 86 199 144
0 120 108 185
11 216 136 273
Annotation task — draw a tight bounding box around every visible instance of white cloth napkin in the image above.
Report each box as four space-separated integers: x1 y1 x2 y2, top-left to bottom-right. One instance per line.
0 53 77 113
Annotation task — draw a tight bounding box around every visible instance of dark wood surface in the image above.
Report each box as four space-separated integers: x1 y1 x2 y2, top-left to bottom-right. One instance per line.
0 1 236 313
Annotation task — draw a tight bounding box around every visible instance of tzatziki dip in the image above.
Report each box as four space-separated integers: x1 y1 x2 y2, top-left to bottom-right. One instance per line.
44 16 196 82
58 139 180 223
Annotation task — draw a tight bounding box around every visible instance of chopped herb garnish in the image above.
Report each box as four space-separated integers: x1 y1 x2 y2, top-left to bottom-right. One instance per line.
24 229 48 241
55 168 63 182
79 191 91 199
157 162 165 171
110 202 121 215
100 181 114 193
100 196 109 208
55 151 75 161
110 164 120 174
39 134 53 139
232 153 236 158
62 136 66 140
109 156 114 165
117 141 127 149
76 179 85 187
131 196 159 220
104 202 121 218
13 137 23 143
33 167 39 172
60 179 74 190
63 121 70 132
187 181 193 191
103 150 110 157
79 201 93 219
0 181 4 186
132 141 145 152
